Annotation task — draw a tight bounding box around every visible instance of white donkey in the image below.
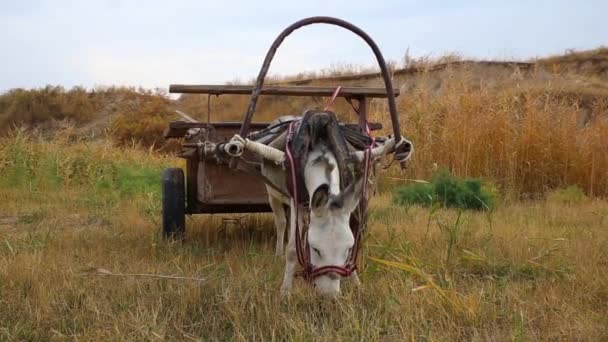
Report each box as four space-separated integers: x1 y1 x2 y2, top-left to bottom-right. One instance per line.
227 116 404 298
262 138 365 298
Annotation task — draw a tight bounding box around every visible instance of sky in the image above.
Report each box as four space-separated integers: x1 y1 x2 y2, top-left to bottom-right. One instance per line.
0 0 606 92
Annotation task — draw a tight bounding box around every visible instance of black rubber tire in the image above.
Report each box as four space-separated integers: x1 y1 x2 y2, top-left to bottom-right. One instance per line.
162 168 185 240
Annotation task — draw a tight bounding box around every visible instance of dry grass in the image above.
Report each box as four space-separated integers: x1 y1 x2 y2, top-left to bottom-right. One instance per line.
0 86 176 148
537 47 608 78
383 67 608 198
177 50 608 198
1 137 607 340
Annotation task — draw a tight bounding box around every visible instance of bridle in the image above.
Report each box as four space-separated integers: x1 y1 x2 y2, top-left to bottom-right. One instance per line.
284 93 374 282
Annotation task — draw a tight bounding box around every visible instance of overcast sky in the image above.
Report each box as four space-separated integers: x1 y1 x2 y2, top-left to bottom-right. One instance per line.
0 0 606 92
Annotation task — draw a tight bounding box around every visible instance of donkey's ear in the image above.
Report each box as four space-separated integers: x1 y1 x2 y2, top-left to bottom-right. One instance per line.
329 178 364 214
311 183 330 216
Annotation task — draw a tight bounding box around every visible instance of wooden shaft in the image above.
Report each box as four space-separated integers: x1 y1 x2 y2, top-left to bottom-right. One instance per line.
169 84 399 99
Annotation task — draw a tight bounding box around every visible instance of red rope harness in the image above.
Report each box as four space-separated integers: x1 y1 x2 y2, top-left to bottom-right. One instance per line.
285 120 308 271
285 101 374 282
324 86 342 111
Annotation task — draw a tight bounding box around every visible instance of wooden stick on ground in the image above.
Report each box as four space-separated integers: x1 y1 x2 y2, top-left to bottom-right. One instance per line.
79 268 207 282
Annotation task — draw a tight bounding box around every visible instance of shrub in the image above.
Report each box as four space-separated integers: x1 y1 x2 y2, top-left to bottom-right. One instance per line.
393 170 496 210
393 182 434 207
546 185 588 205
109 90 172 148
0 86 99 130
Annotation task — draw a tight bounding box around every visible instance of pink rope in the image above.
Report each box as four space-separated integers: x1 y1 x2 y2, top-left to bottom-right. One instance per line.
285 120 307 269
323 86 342 111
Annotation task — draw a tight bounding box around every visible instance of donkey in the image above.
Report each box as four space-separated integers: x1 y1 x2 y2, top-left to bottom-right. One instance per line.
262 119 366 298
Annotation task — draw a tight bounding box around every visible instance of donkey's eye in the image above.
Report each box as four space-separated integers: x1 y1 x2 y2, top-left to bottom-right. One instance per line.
312 247 322 257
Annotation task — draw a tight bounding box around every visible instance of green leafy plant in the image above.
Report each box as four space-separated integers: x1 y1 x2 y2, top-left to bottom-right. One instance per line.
437 210 464 265
393 170 496 211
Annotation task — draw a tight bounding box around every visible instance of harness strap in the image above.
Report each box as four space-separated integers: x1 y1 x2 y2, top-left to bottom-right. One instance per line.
345 98 375 270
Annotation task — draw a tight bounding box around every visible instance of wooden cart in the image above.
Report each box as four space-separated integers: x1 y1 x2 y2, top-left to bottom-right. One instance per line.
161 17 411 238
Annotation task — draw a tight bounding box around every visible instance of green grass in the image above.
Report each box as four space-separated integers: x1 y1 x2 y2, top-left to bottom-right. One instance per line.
0 130 170 200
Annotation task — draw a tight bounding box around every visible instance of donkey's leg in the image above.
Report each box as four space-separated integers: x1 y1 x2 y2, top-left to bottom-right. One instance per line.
268 193 287 256
280 199 298 294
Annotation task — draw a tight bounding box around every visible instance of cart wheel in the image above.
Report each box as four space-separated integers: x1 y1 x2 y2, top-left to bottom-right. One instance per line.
162 168 185 240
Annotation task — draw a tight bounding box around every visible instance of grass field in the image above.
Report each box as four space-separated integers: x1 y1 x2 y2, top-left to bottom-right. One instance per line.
1 136 607 340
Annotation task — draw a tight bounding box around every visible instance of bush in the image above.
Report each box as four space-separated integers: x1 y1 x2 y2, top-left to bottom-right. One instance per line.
392 182 434 207
0 86 99 130
0 86 177 149
109 90 172 148
546 185 588 205
393 170 496 210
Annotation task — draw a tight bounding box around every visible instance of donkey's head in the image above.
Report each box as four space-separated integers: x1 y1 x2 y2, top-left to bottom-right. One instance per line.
307 178 364 298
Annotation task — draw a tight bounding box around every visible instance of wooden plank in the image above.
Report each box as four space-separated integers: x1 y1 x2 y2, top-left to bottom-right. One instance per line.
164 122 270 139
170 121 270 129
169 84 399 98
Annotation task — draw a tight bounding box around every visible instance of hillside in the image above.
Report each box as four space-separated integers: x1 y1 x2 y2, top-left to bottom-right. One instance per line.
1 48 607 197
176 47 608 124
175 48 608 198
286 48 608 85
2 48 607 134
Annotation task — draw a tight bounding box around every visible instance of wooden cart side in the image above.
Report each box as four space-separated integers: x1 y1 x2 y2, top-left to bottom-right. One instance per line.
181 122 272 214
